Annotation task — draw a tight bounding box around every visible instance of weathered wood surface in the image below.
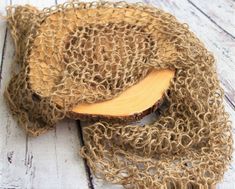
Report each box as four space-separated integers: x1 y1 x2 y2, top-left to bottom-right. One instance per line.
0 0 90 189
149 0 235 107
0 0 235 188
189 0 235 37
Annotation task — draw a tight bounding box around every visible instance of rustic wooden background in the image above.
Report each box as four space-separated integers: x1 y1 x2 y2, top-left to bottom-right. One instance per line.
0 0 234 188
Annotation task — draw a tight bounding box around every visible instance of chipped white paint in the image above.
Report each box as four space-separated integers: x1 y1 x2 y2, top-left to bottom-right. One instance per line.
0 0 235 188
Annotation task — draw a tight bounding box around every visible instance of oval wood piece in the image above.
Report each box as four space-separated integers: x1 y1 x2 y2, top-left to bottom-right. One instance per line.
26 7 177 122
71 69 174 121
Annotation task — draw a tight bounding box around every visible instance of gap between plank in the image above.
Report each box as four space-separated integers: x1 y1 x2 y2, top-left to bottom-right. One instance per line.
0 0 12 87
225 95 235 111
0 28 8 88
188 0 235 39
77 120 95 189
24 134 29 168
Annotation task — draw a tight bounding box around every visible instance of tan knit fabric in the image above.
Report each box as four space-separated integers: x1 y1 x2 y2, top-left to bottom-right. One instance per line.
4 1 232 188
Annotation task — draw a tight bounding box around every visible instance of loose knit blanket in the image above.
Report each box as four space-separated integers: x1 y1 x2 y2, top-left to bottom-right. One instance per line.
4 1 232 188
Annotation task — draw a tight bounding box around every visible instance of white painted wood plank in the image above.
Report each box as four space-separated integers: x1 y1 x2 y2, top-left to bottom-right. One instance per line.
148 0 235 106
56 0 69 3
25 120 89 189
0 25 29 189
0 0 90 188
189 0 235 37
52 120 89 188
10 0 29 5
0 3 25 187
28 0 55 9
0 62 89 188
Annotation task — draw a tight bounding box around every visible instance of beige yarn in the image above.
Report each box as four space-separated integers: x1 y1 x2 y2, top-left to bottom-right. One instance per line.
4 1 232 188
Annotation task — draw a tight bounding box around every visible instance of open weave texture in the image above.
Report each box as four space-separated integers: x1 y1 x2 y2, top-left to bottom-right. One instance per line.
4 1 232 188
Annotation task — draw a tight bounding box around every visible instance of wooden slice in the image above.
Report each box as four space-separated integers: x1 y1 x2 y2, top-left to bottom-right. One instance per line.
69 69 174 122
27 6 177 122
